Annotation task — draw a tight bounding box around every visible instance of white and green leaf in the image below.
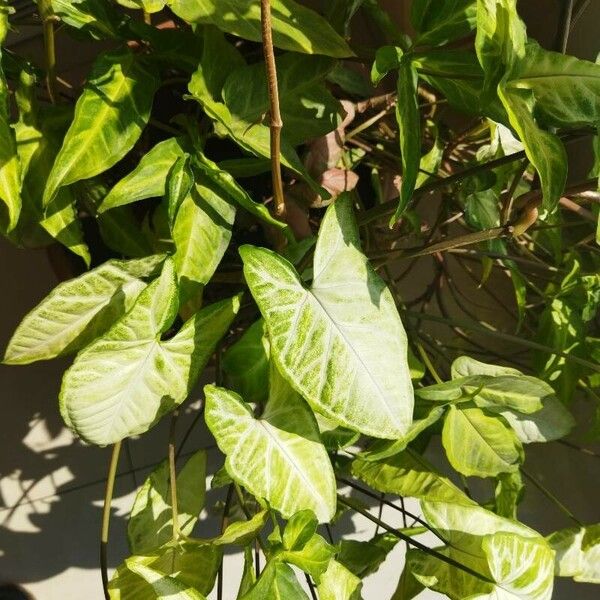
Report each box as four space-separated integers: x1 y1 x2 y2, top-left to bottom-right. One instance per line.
204 369 337 523
4 255 164 365
60 260 240 445
241 194 414 439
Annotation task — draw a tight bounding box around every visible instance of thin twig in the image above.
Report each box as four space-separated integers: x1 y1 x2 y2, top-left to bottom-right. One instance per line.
101 441 122 600
217 485 234 600
260 0 286 222
557 0 575 53
521 467 582 526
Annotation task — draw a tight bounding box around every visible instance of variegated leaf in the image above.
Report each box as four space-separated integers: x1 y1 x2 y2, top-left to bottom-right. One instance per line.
204 367 337 523
240 194 414 439
4 255 164 365
60 259 240 445
548 524 600 583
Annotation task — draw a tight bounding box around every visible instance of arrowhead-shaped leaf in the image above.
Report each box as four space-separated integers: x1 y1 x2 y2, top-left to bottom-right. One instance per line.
240 194 414 439
240 561 309 600
60 260 240 444
128 450 207 554
4 255 164 365
204 369 337 523
43 49 159 207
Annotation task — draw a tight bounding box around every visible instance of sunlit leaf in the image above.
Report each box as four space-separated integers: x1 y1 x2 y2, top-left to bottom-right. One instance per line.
442 405 523 477
317 560 362 600
548 524 600 583
352 448 474 505
241 194 414 439
100 138 188 213
239 561 309 600
43 49 159 207
60 260 240 444
4 255 164 365
204 368 337 522
168 0 353 58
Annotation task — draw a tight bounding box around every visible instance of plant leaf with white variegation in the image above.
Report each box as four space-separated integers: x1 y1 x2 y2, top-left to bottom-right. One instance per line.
4 255 164 365
204 368 337 523
241 194 414 439
60 260 240 444
548 524 600 584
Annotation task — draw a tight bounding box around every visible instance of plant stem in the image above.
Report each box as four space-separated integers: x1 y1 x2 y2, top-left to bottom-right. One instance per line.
260 0 286 222
217 485 234 600
557 0 575 53
38 0 57 103
416 342 444 384
169 410 180 540
100 441 122 600
338 495 494 583
521 467 582 526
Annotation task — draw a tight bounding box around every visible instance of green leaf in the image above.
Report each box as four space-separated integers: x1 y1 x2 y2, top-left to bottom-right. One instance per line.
60 261 241 445
411 0 477 47
283 510 318 551
278 533 336 580
442 405 523 477
100 138 188 213
315 413 360 451
392 59 420 223
351 448 474 505
166 155 194 227
109 540 220 599
415 50 509 125
371 46 403 85
3 255 164 365
494 471 524 519
338 532 401 579
240 561 309 600
168 0 353 58
128 451 206 554
125 562 206 600
509 41 600 128
204 370 337 522
316 560 362 600
0 39 22 232
360 406 446 462
475 0 526 100
43 49 159 207
51 0 130 40
450 356 575 443
222 53 341 147
193 151 286 231
237 547 257 598
451 356 521 378
498 85 567 211
222 320 270 405
172 180 236 302
211 510 268 546
240 194 414 439
548 524 600 583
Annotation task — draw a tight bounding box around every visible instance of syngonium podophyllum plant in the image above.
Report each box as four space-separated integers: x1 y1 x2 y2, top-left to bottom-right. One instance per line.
1 0 600 598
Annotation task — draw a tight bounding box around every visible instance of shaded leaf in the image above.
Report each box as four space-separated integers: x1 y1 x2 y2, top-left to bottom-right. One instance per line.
128 451 206 554
412 0 477 46
240 561 309 600
548 524 600 583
